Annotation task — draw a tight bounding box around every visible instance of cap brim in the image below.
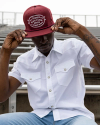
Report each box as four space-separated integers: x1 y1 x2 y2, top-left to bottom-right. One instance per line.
25 27 54 38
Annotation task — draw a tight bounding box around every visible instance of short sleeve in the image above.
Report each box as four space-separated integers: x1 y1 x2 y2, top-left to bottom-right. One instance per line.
78 41 94 69
8 61 25 86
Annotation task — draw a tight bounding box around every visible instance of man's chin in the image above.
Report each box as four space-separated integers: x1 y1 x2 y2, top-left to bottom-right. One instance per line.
39 48 51 56
39 46 52 52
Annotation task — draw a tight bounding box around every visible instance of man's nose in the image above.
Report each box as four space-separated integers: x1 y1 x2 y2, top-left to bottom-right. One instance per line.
40 35 48 44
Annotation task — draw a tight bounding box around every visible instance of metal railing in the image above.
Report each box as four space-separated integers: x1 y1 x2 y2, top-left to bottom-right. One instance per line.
1 11 100 27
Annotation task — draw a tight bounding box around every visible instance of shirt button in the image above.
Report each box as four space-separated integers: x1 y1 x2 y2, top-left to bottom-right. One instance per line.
49 89 52 92
46 61 49 64
30 78 32 80
64 68 67 71
48 76 50 79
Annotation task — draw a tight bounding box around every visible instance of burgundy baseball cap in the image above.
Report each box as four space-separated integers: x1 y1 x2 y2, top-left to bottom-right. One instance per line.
23 5 54 38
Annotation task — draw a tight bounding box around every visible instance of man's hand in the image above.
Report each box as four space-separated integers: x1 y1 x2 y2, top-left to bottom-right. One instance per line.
51 17 100 71
2 29 27 53
51 17 82 35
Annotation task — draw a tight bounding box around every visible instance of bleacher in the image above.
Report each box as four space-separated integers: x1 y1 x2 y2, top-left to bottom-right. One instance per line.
0 24 100 125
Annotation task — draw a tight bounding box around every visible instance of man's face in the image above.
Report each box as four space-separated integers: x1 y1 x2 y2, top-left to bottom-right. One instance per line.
31 32 54 56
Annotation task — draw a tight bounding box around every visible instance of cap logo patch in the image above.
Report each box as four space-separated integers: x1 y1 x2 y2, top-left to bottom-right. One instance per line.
27 14 46 28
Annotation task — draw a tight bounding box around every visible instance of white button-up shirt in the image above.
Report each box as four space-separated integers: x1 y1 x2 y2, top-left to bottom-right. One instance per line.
9 38 94 121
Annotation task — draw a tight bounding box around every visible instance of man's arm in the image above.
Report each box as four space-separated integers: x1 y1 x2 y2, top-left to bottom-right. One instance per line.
76 26 100 71
0 29 27 102
51 17 100 71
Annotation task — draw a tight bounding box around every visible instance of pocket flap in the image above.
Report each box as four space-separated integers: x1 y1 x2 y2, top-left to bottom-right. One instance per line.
55 60 75 73
21 72 41 81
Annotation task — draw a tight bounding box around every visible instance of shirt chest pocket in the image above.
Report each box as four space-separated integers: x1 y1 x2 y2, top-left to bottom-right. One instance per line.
55 60 75 86
21 72 41 93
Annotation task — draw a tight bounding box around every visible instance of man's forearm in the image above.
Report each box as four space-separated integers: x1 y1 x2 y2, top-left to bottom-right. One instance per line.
76 26 100 65
0 47 11 101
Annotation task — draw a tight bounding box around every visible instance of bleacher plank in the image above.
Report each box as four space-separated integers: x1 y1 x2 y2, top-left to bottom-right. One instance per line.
0 41 34 45
0 46 33 49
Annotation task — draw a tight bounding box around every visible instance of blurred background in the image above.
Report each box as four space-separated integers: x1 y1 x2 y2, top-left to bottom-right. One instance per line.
0 0 100 26
0 0 100 125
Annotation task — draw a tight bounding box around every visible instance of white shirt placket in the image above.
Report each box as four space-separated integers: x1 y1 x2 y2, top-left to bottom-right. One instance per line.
45 55 55 109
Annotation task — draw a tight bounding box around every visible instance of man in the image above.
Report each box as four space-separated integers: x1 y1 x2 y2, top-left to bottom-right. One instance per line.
0 5 99 125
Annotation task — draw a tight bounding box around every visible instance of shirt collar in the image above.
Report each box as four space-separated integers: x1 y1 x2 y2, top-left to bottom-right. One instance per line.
32 38 62 62
32 46 44 62
52 38 63 54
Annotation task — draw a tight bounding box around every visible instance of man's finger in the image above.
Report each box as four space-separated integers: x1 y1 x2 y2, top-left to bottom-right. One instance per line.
55 18 65 30
57 27 74 34
12 32 19 41
51 24 58 31
14 29 27 43
23 31 27 36
15 29 24 41
56 19 62 27
56 28 65 34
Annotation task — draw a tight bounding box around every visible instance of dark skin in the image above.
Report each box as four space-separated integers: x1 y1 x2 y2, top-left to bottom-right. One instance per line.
31 32 54 56
0 17 100 102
